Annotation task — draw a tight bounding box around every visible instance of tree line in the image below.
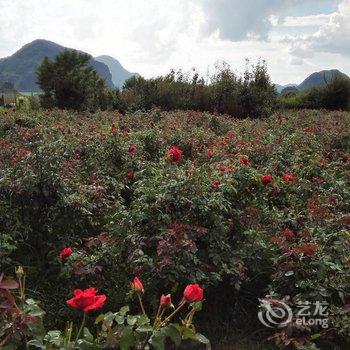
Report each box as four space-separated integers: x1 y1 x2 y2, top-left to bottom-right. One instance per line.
36 49 350 116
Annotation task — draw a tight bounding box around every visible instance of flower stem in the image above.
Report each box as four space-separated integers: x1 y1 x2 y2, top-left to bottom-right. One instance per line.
153 303 162 327
160 300 186 327
74 312 86 348
137 293 146 316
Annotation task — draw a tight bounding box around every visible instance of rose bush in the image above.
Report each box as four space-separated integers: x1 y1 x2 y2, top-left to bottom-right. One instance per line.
1 271 208 349
0 108 349 349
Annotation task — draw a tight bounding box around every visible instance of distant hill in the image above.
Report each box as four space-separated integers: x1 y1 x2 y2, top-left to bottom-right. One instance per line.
0 39 114 92
275 83 298 93
275 70 349 93
297 69 349 91
95 55 139 88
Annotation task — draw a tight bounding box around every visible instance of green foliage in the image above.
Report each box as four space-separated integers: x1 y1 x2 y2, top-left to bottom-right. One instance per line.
37 50 113 111
120 60 277 118
0 109 349 349
278 76 350 111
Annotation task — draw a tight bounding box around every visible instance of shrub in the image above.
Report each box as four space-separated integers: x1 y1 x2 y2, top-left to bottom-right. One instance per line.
278 76 350 111
0 109 349 349
1 271 209 349
120 60 277 118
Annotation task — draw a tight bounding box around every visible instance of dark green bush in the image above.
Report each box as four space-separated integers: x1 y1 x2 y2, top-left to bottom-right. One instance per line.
37 50 114 111
119 60 277 119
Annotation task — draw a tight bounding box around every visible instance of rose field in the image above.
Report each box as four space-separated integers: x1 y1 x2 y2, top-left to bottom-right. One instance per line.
0 108 350 349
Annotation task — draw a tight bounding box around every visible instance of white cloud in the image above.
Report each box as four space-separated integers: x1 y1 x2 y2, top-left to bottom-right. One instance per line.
0 0 349 85
283 14 331 27
286 0 350 58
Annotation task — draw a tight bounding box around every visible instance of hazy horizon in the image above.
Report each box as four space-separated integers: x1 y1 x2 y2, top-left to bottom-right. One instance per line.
1 0 349 85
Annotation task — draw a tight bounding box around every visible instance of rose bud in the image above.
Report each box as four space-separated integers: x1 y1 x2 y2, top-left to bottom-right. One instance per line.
160 294 173 309
59 247 73 260
131 277 144 294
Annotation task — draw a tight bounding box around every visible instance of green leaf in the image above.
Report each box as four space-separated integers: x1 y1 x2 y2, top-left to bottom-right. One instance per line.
120 326 136 350
149 331 166 350
136 325 153 333
83 327 94 342
138 314 150 326
181 327 197 341
127 315 138 326
115 314 125 325
162 325 181 347
95 314 105 324
119 305 130 316
46 330 61 339
190 301 203 311
27 339 44 348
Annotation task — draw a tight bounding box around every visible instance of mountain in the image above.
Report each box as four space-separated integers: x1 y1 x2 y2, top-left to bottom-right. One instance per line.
298 69 349 91
275 83 298 93
0 39 114 92
95 55 139 88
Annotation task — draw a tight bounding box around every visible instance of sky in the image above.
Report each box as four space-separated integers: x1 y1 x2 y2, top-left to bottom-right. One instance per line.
0 0 349 85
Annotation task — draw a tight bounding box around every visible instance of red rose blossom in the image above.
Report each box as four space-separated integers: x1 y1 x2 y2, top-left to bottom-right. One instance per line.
66 288 106 312
183 284 204 303
110 124 118 135
282 172 295 183
282 228 295 238
207 148 214 158
59 247 73 260
262 174 273 185
240 155 249 166
218 164 227 173
294 243 318 257
131 277 144 293
167 146 182 163
128 144 137 154
212 180 220 189
127 170 134 181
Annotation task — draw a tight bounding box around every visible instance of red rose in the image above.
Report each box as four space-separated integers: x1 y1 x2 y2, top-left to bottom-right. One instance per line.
167 146 183 163
218 164 227 173
131 277 144 293
20 148 31 158
282 172 295 183
240 155 249 166
110 124 118 135
294 243 318 257
128 144 137 154
212 180 220 189
262 174 273 185
312 177 323 185
207 149 214 158
127 170 134 181
282 228 295 238
59 247 73 260
66 288 106 312
183 284 204 303
160 294 172 308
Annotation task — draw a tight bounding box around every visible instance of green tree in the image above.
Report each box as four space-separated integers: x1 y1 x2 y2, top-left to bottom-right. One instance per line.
37 50 113 111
